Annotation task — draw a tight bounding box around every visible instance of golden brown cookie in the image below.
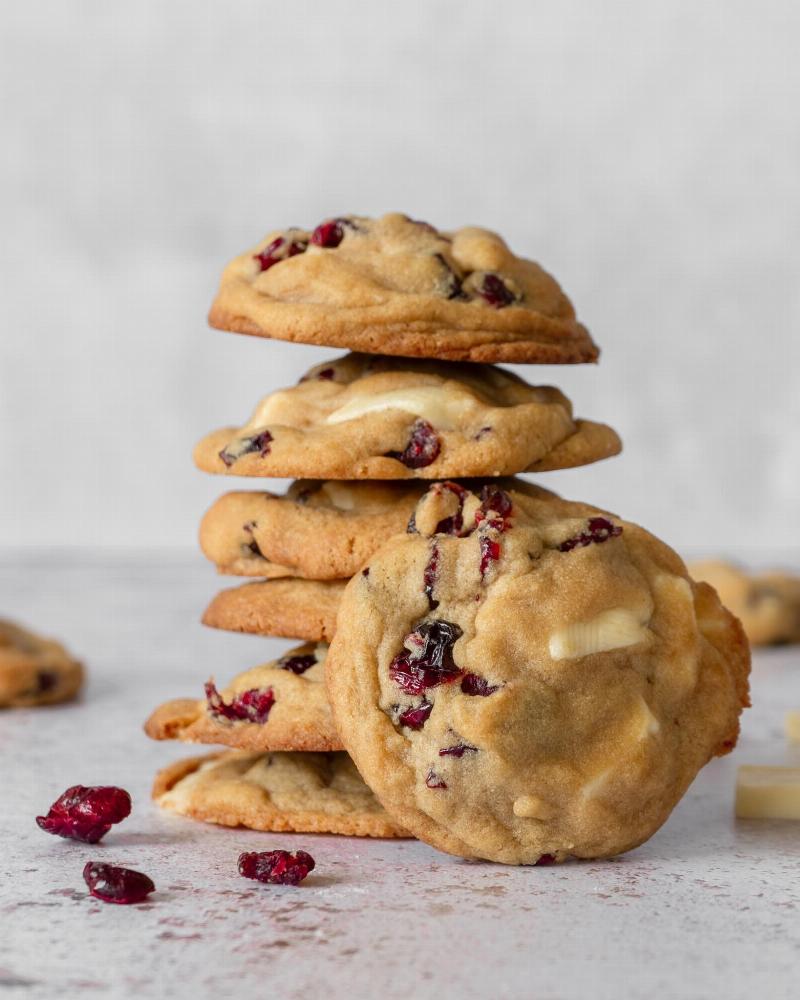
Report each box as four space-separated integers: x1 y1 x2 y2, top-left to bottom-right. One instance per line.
200 478 557 578
689 560 800 646
0 619 84 708
326 483 750 864
202 578 345 641
194 353 620 481
144 642 341 752
153 749 409 838
208 212 598 364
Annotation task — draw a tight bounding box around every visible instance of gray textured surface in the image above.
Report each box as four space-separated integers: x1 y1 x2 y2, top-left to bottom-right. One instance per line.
2 1 800 554
1 553 799 1000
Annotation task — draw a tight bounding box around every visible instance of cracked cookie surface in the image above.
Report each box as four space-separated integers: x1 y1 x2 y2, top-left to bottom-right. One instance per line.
325 484 751 864
208 212 598 364
0 619 84 708
194 353 621 480
153 749 409 838
145 642 341 751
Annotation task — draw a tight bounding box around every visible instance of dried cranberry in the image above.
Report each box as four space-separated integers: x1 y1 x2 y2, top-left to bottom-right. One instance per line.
389 620 463 695
558 517 622 553
479 485 513 519
534 854 557 866
316 367 335 380
219 430 273 468
36 671 58 692
476 273 517 308
439 742 478 757
398 701 433 730
479 536 501 578
238 850 315 885
205 681 275 723
83 861 155 904
423 542 440 609
362 566 370 578
253 235 307 272
277 654 316 675
388 420 441 469
433 481 469 535
425 769 447 789
311 219 345 248
460 674 499 696
36 786 132 844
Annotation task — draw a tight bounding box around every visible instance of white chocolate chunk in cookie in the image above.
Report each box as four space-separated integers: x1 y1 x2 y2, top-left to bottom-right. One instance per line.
549 608 651 660
635 696 661 739
326 385 476 430
735 766 800 820
785 712 800 743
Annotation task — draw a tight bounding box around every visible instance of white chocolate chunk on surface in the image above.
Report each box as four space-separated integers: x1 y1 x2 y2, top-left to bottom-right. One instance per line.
735 766 800 819
785 711 800 743
549 608 651 660
326 386 475 430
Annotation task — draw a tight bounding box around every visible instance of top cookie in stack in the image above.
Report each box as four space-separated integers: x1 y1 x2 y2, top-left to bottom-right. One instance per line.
208 212 598 364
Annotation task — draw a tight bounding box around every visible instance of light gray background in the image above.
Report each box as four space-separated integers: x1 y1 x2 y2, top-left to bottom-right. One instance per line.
2 0 798 556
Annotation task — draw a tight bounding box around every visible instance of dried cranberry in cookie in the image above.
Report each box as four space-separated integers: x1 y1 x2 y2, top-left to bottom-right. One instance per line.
208 212 599 363
325 483 751 864
194 352 621 480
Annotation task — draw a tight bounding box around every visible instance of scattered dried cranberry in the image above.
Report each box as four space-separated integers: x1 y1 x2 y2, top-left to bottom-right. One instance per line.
238 850 315 885
205 682 275 723
388 419 441 469
36 786 132 844
433 481 469 535
479 536 501 578
423 542 440 609
389 620 463 695
438 742 478 758
425 769 447 789
277 653 316 675
83 861 155 904
558 517 622 553
311 219 345 248
219 430 273 468
398 701 433 730
476 273 517 308
253 235 307 272
460 674 499 696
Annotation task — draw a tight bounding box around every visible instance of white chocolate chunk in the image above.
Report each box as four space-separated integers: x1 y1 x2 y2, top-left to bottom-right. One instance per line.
325 386 475 430
785 712 800 743
549 608 651 661
636 696 661 739
319 482 357 510
513 795 554 820
314 643 329 665
735 766 800 819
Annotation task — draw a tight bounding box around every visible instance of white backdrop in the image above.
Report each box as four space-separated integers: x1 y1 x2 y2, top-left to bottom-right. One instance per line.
2 0 798 557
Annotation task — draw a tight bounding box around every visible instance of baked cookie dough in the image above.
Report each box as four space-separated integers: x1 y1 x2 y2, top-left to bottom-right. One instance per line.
202 578 345 642
325 483 751 864
153 749 409 838
689 560 800 646
145 642 341 752
200 478 556 578
208 212 598 364
0 619 84 708
194 353 621 480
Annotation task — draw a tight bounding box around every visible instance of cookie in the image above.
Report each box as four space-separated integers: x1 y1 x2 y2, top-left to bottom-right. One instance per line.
153 749 409 838
144 642 341 752
208 212 598 364
194 353 621 480
325 483 750 864
689 560 800 646
202 578 345 642
0 619 84 708
200 478 556 578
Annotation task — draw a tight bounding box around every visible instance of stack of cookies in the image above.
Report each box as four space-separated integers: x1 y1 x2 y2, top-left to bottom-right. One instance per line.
146 213 750 863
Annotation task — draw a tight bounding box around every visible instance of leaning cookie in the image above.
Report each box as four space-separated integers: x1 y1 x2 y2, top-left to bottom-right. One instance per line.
200 478 557 578
202 579 345 642
689 560 800 646
0 619 84 708
208 212 598 365
153 750 409 839
193 353 621 480
325 483 750 865
145 642 341 752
